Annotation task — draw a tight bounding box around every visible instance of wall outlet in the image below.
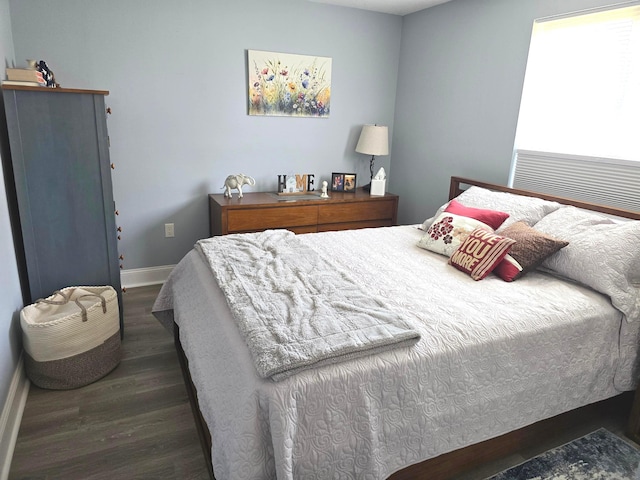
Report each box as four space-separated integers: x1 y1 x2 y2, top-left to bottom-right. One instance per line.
164 223 175 238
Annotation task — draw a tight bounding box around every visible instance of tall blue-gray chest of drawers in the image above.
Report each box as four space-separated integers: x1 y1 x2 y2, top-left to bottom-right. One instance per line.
2 85 123 333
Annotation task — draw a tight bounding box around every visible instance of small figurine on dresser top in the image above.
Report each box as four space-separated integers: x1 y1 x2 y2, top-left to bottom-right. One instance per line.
223 174 256 198
36 60 57 87
321 180 329 198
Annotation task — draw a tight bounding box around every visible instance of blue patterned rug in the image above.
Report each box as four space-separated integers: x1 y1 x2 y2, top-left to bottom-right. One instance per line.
486 428 640 479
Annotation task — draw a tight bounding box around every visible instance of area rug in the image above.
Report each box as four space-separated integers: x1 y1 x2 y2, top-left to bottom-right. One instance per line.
486 428 640 479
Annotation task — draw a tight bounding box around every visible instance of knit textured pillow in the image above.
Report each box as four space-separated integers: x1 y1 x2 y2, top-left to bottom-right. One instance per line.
493 221 569 282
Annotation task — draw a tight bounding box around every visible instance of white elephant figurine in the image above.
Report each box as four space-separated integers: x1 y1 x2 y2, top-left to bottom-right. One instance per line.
223 174 256 198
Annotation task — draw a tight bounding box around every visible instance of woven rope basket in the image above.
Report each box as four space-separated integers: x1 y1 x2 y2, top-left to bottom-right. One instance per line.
21 286 121 390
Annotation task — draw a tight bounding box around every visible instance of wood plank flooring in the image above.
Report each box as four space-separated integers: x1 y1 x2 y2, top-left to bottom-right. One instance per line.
9 284 209 480
8 284 637 479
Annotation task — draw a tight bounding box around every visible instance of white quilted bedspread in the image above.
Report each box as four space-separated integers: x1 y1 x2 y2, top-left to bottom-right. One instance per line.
153 225 640 480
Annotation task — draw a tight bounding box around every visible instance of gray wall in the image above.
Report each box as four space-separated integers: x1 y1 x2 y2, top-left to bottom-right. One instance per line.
9 0 619 269
9 0 402 269
0 0 24 415
391 0 620 225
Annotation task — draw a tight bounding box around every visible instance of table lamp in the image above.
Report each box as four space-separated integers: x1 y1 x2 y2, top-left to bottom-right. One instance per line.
355 124 389 190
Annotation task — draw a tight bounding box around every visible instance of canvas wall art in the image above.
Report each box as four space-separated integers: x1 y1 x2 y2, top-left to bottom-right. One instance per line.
248 50 332 117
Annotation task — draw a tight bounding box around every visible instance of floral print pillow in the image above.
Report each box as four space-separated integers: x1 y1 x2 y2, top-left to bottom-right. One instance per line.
417 212 493 257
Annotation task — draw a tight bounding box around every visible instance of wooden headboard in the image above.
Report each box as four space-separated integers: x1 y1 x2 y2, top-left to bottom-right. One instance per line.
449 176 640 221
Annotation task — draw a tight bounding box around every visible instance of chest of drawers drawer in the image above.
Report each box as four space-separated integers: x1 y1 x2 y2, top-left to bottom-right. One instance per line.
209 190 399 236
227 205 318 233
317 199 396 224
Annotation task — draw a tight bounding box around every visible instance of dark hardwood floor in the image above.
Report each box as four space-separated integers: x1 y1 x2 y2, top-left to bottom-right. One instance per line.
9 284 209 480
8 284 638 479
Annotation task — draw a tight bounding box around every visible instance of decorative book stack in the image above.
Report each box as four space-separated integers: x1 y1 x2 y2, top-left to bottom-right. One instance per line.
3 68 46 86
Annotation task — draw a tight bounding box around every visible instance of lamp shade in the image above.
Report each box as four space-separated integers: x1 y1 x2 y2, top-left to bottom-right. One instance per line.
355 125 389 156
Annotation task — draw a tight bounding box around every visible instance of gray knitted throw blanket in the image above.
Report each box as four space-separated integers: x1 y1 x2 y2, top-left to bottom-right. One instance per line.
196 230 420 381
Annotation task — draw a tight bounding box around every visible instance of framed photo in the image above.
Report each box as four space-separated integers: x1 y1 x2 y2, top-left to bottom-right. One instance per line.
343 174 356 192
331 173 344 191
331 173 357 192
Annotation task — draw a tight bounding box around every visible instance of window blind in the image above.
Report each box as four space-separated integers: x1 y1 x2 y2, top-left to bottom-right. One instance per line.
511 150 640 212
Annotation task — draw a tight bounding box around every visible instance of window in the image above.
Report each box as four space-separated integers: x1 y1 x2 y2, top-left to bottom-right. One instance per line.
510 3 640 211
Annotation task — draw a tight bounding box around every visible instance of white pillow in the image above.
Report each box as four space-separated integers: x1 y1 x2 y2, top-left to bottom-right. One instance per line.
422 186 562 230
534 206 640 322
417 212 492 257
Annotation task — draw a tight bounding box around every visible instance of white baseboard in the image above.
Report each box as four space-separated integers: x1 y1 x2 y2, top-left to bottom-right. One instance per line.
0 355 30 480
121 265 175 288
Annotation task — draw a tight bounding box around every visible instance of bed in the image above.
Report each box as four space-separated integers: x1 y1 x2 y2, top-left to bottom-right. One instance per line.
152 176 640 480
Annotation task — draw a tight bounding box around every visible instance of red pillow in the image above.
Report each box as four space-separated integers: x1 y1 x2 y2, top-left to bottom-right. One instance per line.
445 199 509 230
449 228 516 280
493 254 523 282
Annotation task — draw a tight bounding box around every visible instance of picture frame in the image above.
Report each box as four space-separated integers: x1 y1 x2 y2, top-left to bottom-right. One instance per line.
331 173 357 192
344 173 356 192
248 50 332 117
331 173 344 192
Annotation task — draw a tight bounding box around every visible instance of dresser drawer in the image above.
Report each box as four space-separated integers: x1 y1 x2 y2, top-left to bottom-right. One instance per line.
209 190 398 236
318 219 394 232
227 205 318 232
318 200 395 224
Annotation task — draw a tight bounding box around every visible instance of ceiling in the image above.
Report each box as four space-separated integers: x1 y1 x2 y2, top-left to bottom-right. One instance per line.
308 0 452 16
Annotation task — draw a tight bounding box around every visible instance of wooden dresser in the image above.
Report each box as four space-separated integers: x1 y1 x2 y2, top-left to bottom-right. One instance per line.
209 189 399 236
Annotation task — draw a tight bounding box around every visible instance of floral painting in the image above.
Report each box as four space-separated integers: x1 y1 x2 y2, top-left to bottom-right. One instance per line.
248 50 331 117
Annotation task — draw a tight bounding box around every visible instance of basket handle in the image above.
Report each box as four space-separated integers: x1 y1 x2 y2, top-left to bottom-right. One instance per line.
35 289 74 306
35 289 107 323
74 293 108 322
